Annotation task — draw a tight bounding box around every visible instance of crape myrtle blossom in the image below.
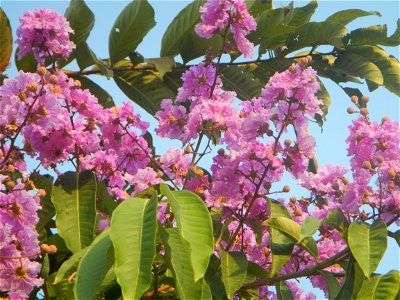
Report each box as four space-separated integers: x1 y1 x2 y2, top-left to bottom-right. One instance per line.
16 9 75 65
195 0 257 57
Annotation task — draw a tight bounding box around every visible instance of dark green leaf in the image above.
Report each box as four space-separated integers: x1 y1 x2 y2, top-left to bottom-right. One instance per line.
220 249 248 299
319 270 341 300
15 48 37 73
276 281 294 300
323 208 349 239
109 0 156 64
326 9 380 26
31 174 55 233
65 0 95 45
287 0 318 27
0 8 12 73
160 0 203 57
180 31 223 64
54 248 87 284
113 60 176 116
246 0 273 17
52 171 97 253
335 257 365 300
110 195 157 299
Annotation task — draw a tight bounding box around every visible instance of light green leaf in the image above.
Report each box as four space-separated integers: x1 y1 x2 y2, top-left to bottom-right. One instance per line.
323 208 349 239
110 195 157 300
319 270 341 300
145 57 175 77
220 65 263 100
299 236 318 259
0 8 12 73
334 52 383 86
109 0 156 64
54 248 87 284
286 22 347 52
326 9 380 26
160 228 205 299
160 184 213 281
263 217 301 242
74 75 115 108
348 220 387 278
220 249 248 299
52 171 97 253
300 216 321 240
276 281 294 300
160 0 203 57
113 60 176 116
357 270 400 300
65 0 95 45
74 229 114 299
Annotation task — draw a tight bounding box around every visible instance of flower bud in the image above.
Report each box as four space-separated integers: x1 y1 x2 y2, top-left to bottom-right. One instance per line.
350 96 359 104
184 145 192 154
388 170 396 179
347 107 356 114
284 139 292 147
360 107 369 116
288 64 296 73
341 177 350 185
282 185 290 193
306 55 312 62
74 79 81 88
48 245 58 254
48 75 58 84
381 116 389 123
37 66 47 76
18 91 27 102
37 189 47 198
5 180 15 191
289 196 297 203
362 161 372 170
40 243 50 252
361 95 369 103
376 155 384 164
217 148 225 156
25 180 35 190
331 182 340 190
263 182 272 190
27 82 38 93
294 207 303 217
6 164 15 173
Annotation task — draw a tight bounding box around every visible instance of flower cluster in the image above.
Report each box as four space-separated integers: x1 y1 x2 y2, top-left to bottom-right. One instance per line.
16 9 75 65
195 0 257 57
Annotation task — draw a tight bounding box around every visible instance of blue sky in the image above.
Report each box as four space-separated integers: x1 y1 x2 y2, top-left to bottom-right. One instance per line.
2 0 399 297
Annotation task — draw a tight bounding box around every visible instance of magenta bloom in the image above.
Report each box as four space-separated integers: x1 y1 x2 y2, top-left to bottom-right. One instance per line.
16 9 75 64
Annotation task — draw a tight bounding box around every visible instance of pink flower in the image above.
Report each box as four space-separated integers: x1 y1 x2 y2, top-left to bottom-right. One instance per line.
16 9 75 64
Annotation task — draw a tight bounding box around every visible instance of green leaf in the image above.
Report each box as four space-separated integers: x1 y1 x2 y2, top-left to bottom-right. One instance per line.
348 220 387 278
113 60 176 116
75 75 115 108
345 25 400 47
286 22 347 52
15 48 37 73
266 198 293 276
0 8 12 73
315 78 331 125
65 0 95 45
247 261 268 280
300 216 320 240
220 249 248 299
180 31 223 64
357 270 400 300
110 195 157 299
246 0 273 17
299 236 318 259
287 0 318 27
109 0 156 64
275 281 294 300
251 58 293 83
345 45 400 95
160 0 203 57
160 184 213 281
326 9 380 26
76 43 113 78
335 257 365 300
145 57 175 77
334 52 383 86
47 273 75 300
31 174 55 233
263 217 301 242
323 208 349 239
220 65 263 100
319 270 341 300
74 229 114 299
54 248 87 284
160 228 205 299
52 171 97 253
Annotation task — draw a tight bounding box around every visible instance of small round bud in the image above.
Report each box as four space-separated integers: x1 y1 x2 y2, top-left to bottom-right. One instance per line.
27 82 38 93
376 155 384 164
5 180 15 191
350 95 359 104
37 66 47 76
362 161 372 170
184 146 192 154
362 196 369 204
361 95 369 103
300 57 308 65
388 170 396 179
25 180 35 190
360 107 369 117
47 245 57 254
289 196 297 203
347 107 356 114
306 55 312 62
341 177 350 185
263 182 272 190
381 116 389 123
18 91 27 102
217 148 225 156
74 80 81 88
288 64 296 73
284 139 292 147
37 189 46 198
40 244 50 252
6 164 15 173
282 185 290 193
331 182 340 190
48 75 58 84
294 207 303 217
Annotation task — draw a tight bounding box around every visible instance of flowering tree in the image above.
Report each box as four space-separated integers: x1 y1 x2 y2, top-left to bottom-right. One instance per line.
0 0 399 299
